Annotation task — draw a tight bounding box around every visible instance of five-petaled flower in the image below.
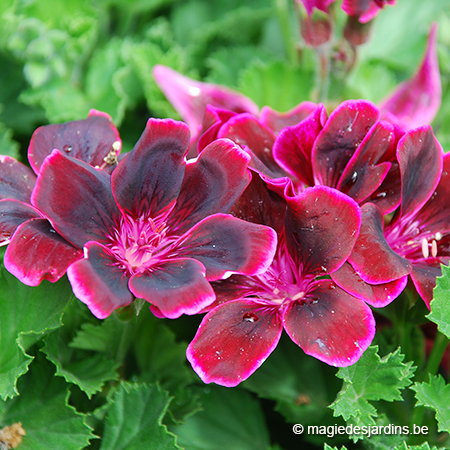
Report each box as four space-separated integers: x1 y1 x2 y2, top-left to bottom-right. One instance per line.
5 118 277 319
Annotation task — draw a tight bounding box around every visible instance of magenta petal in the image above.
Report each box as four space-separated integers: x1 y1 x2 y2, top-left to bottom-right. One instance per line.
28 110 121 174
198 106 237 152
167 139 251 235
0 199 41 244
297 0 336 15
111 118 189 218
0 156 36 202
348 203 411 283
187 300 283 386
341 0 396 23
379 23 441 130
129 258 215 319
32 150 119 248
273 104 326 187
177 214 277 281
4 219 83 286
285 186 361 275
67 241 133 319
410 263 443 309
313 100 379 188
331 262 407 307
152 65 259 144
283 280 375 366
397 126 443 219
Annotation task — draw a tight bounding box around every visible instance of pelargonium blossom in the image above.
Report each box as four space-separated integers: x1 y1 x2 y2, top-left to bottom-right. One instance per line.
187 177 375 387
6 118 277 319
332 126 448 308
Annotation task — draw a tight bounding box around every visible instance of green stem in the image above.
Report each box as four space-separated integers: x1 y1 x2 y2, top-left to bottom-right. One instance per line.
316 46 330 103
275 0 298 65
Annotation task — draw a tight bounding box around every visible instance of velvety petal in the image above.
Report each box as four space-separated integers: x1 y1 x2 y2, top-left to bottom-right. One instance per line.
4 218 83 286
379 23 441 130
198 106 237 152
348 203 411 283
111 118 189 218
32 149 119 248
0 199 41 244
397 126 443 220
167 139 251 235
152 65 259 145
0 156 36 202
285 185 361 276
217 113 285 177
273 104 326 187
312 100 379 188
28 110 121 174
129 258 215 319
410 262 443 309
231 170 287 233
259 101 318 134
187 300 283 386
337 121 394 203
283 280 375 366
67 241 133 319
342 0 396 23
176 214 277 281
331 261 407 307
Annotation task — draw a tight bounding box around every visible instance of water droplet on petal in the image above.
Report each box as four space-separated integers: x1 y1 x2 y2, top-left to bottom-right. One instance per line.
62 144 73 153
243 312 259 323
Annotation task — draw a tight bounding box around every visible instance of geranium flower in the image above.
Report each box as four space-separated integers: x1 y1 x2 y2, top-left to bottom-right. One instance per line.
341 0 396 23
332 126 447 308
10 118 277 319
187 180 375 387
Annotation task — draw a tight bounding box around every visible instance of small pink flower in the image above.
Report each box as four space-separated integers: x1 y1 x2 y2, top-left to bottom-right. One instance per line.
341 0 396 23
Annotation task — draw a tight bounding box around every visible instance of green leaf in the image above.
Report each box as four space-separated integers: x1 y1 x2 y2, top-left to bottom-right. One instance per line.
100 382 179 450
330 346 415 429
0 266 72 400
411 375 450 433
428 264 450 339
0 356 95 450
0 122 19 158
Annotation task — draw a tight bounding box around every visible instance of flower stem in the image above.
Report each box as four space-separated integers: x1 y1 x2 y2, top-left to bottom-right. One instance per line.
275 0 298 65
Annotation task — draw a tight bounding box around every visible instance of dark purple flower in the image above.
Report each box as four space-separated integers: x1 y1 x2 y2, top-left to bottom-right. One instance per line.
187 181 375 386
332 126 448 308
10 118 277 319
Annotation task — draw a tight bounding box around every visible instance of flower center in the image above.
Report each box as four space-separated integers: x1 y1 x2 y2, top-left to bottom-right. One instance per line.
107 213 176 275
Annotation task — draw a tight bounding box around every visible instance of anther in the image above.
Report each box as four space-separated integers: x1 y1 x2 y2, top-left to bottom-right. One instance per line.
421 238 429 259
431 240 438 258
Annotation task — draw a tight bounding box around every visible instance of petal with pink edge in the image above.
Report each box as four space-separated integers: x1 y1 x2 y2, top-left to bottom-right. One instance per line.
112 118 189 218
4 218 83 286
67 241 134 319
187 300 283 387
176 214 277 281
129 258 215 319
32 150 119 248
410 262 443 310
296 0 336 15
341 0 396 23
28 110 121 174
397 126 443 220
167 139 251 235
0 156 36 202
312 100 379 188
285 186 360 276
0 199 41 244
379 23 441 130
283 280 375 366
348 203 411 283
198 106 237 152
273 104 326 187
331 261 407 307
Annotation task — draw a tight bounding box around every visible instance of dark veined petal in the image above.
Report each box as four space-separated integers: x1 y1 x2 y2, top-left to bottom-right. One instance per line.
111 118 189 218
32 150 119 248
176 213 277 281
67 241 134 319
398 126 443 220
0 156 36 202
312 100 379 188
348 203 411 283
28 110 121 174
198 106 237 152
187 300 283 387
337 121 394 203
167 139 251 235
285 185 360 276
410 262 443 310
128 258 215 319
4 219 83 286
273 104 326 187
0 199 41 244
283 280 375 366
260 101 318 134
331 261 407 307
